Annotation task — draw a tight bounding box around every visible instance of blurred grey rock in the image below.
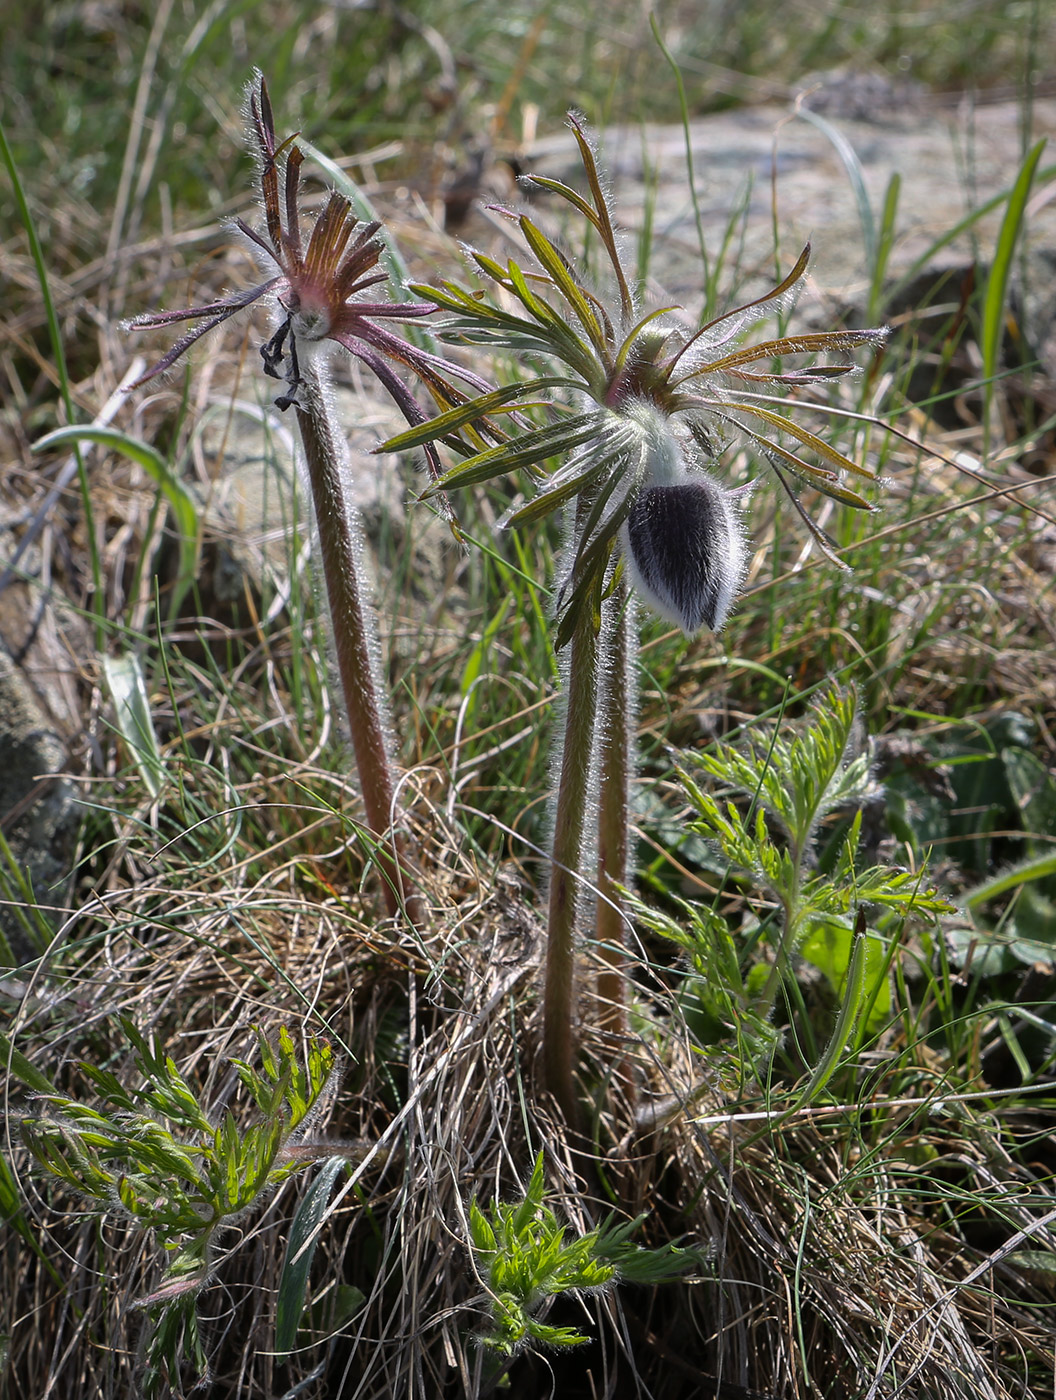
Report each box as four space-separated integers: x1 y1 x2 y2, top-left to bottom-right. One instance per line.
520 95 1056 357
193 384 450 625
0 639 79 967
797 67 927 124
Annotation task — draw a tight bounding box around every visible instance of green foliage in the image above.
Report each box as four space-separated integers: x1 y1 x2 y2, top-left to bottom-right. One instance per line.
884 712 1056 972
690 686 870 866
884 712 1039 874
981 140 1047 450
275 1157 358 1360
20 1023 341 1399
651 689 954 1079
953 723 1056 971
633 893 781 1057
468 1151 696 1356
101 653 167 801
33 426 200 622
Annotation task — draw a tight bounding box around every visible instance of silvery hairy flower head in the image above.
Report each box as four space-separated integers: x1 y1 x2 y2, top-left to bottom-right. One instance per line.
126 75 498 493
618 399 748 634
382 114 888 645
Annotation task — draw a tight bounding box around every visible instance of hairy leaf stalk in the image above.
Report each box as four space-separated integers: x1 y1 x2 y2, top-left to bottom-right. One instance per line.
595 579 635 1100
294 361 421 922
544 566 600 1125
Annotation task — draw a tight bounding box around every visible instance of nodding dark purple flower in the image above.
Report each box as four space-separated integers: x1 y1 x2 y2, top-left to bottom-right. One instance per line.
610 396 749 635
127 75 497 491
624 479 747 635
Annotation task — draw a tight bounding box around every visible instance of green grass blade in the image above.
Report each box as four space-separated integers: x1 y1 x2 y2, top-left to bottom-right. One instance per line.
0 117 104 646
275 1157 347 1359
793 916 867 1109
981 139 1046 444
0 828 68 956
649 14 712 316
881 160 1056 312
0 1149 65 1284
34 426 200 619
1 1032 60 1096
964 852 1056 908
460 596 513 728
869 172 900 323
102 653 166 799
797 106 876 275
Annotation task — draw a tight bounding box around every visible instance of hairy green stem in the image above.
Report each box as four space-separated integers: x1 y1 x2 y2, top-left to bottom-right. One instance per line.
543 579 600 1126
595 580 634 1100
294 361 420 923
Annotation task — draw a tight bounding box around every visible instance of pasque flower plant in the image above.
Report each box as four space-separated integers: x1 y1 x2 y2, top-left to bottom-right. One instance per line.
129 76 501 921
385 115 888 1122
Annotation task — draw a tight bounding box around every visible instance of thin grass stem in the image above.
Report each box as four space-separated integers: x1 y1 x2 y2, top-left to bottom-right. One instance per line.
0 117 105 650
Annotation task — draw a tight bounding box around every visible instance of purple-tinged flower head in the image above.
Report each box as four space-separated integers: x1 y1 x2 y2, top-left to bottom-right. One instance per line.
381 114 889 644
127 75 501 492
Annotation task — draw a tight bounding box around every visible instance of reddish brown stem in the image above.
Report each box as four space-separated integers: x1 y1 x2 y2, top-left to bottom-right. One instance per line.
543 565 599 1129
595 580 634 1103
294 362 421 923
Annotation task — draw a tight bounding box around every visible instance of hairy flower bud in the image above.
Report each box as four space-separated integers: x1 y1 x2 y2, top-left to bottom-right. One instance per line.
623 477 746 634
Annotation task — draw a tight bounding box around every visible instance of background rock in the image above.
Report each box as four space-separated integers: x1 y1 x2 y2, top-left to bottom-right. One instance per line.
0 643 79 966
518 95 1056 356
192 383 452 625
